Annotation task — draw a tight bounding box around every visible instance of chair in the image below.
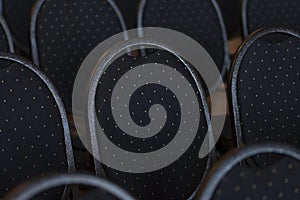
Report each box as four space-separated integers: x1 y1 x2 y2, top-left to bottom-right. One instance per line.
242 0 300 37
81 35 216 200
30 0 127 111
1 0 36 54
230 27 300 165
138 0 230 91
0 52 75 199
0 14 14 52
197 144 300 200
4 173 135 200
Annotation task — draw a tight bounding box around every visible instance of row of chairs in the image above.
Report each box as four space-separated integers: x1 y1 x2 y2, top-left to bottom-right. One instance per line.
1 0 299 50
2 144 300 200
1 25 300 199
0 0 299 199
3 144 300 200
0 0 299 110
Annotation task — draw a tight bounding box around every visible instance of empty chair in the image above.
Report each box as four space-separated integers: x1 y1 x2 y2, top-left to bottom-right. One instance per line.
230 27 300 164
138 0 230 90
242 0 300 37
1 0 35 54
5 173 135 200
0 15 14 52
30 0 127 111
0 52 75 199
197 144 300 200
80 35 217 199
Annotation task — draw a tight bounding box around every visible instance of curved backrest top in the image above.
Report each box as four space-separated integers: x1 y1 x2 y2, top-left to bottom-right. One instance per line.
242 0 300 37
138 0 230 80
0 52 75 197
230 27 300 148
4 174 135 200
197 144 300 200
30 0 127 111
82 35 215 199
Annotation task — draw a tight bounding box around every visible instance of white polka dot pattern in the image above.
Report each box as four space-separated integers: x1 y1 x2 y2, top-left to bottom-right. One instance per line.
232 30 300 165
142 0 227 76
0 57 70 199
213 157 300 200
95 50 211 200
33 0 122 110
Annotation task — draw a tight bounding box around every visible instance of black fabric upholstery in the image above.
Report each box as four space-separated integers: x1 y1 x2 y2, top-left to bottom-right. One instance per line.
33 0 123 111
114 0 139 29
217 0 242 38
245 0 300 35
79 189 119 200
95 50 211 200
232 31 300 165
213 157 300 200
0 17 11 52
141 0 228 76
0 57 69 199
2 0 35 53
